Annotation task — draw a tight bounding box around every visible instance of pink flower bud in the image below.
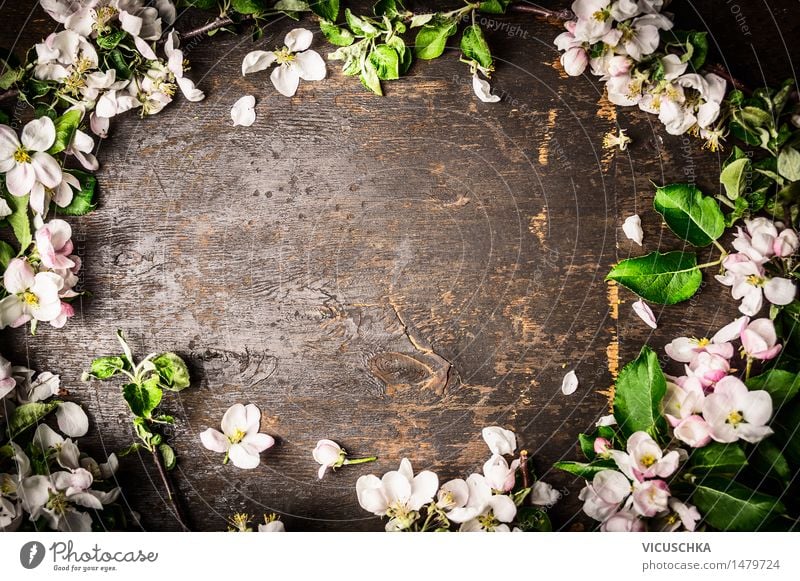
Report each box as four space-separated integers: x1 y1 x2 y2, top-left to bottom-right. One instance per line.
561 47 588 77
774 229 799 258
593 437 611 456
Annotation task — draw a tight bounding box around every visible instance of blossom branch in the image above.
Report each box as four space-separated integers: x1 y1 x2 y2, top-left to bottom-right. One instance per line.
151 446 192 531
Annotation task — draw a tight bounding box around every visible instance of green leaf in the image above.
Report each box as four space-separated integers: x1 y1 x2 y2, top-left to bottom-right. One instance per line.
152 352 191 391
747 369 800 406
309 0 339 21
230 0 269 15
2 191 31 251
613 346 668 439
359 57 382 95
387 35 411 74
578 433 596 460
54 170 97 216
48 109 82 155
274 0 310 11
414 16 458 60
653 183 725 246
319 19 355 46
773 400 800 466
720 157 750 200
606 251 702 305
369 44 400 80
692 477 785 531
553 460 616 479
460 24 492 70
373 0 402 18
122 377 163 419
514 506 552 531
777 146 800 181
7 401 60 439
751 440 791 482
345 9 377 36
159 443 177 471
479 0 512 14
687 442 747 474
683 31 708 69
0 240 14 269
96 29 126 50
88 356 126 380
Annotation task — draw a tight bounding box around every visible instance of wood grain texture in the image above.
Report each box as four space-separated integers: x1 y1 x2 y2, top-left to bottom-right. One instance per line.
1 0 798 531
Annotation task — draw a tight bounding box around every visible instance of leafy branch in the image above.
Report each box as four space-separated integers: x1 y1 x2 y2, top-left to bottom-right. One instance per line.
83 330 193 531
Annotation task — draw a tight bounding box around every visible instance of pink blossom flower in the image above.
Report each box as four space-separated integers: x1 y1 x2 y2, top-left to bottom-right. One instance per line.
740 318 782 361
631 479 670 517
703 376 773 444
35 219 76 270
601 509 646 532
610 431 679 481
673 415 712 448
686 352 730 388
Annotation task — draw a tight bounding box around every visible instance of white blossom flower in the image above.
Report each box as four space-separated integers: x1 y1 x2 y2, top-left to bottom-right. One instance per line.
665 317 743 362
703 376 773 444
437 473 492 523
313 439 346 479
459 494 517 532
200 403 276 469
258 519 286 532
658 498 701 532
0 259 64 329
231 95 256 127
631 478 670 517
601 508 645 531
19 468 119 532
579 469 630 521
740 318 782 361
0 355 15 398
356 458 438 531
242 28 326 97
715 253 796 315
622 213 643 244
481 426 516 456
686 351 730 388
33 424 80 469
164 32 205 102
36 219 76 270
482 454 520 493
610 431 679 481
0 118 62 198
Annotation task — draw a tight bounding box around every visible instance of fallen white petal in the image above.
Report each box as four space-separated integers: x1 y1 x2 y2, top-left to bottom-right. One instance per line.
622 214 643 245
231 95 256 127
472 74 500 103
56 402 89 437
561 370 579 395
632 299 657 329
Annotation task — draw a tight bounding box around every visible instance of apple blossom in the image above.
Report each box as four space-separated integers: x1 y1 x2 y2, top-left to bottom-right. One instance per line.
665 317 744 362
740 318 782 361
482 454 520 493
481 426 516 456
356 458 438 531
601 509 645 531
715 253 796 315
35 219 76 270
687 352 731 388
312 439 376 479
703 376 773 444
200 403 276 469
164 32 205 102
662 377 705 425
579 470 631 521
631 479 670 517
0 118 62 198
33 424 80 470
610 431 679 481
242 28 326 97
661 499 701 532
437 473 491 524
19 468 119 532
673 415 713 448
0 259 64 329
0 355 15 398
604 128 632 151
459 494 517 532
258 517 286 532
594 437 612 457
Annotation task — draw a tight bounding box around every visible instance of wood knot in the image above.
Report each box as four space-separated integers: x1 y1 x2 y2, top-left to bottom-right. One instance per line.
368 351 450 396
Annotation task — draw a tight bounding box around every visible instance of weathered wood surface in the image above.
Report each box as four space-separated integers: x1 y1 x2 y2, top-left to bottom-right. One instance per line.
1 1 798 531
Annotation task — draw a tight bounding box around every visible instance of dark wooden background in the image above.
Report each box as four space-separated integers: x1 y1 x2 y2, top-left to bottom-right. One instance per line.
1 0 798 531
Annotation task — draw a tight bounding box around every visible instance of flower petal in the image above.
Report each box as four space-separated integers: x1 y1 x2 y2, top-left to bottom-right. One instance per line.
221 403 247 435
561 369 579 395
472 74 500 103
294 50 326 81
271 65 300 97
230 95 256 127
21 117 56 152
228 443 261 469
199 428 229 453
632 299 657 329
284 28 313 52
622 214 643 245
6 163 36 196
31 152 63 189
764 277 796 306
56 402 89 437
243 432 275 453
241 50 276 75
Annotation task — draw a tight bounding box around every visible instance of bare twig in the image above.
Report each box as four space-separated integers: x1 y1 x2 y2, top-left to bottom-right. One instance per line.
509 4 573 21
150 446 191 532
180 14 254 41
